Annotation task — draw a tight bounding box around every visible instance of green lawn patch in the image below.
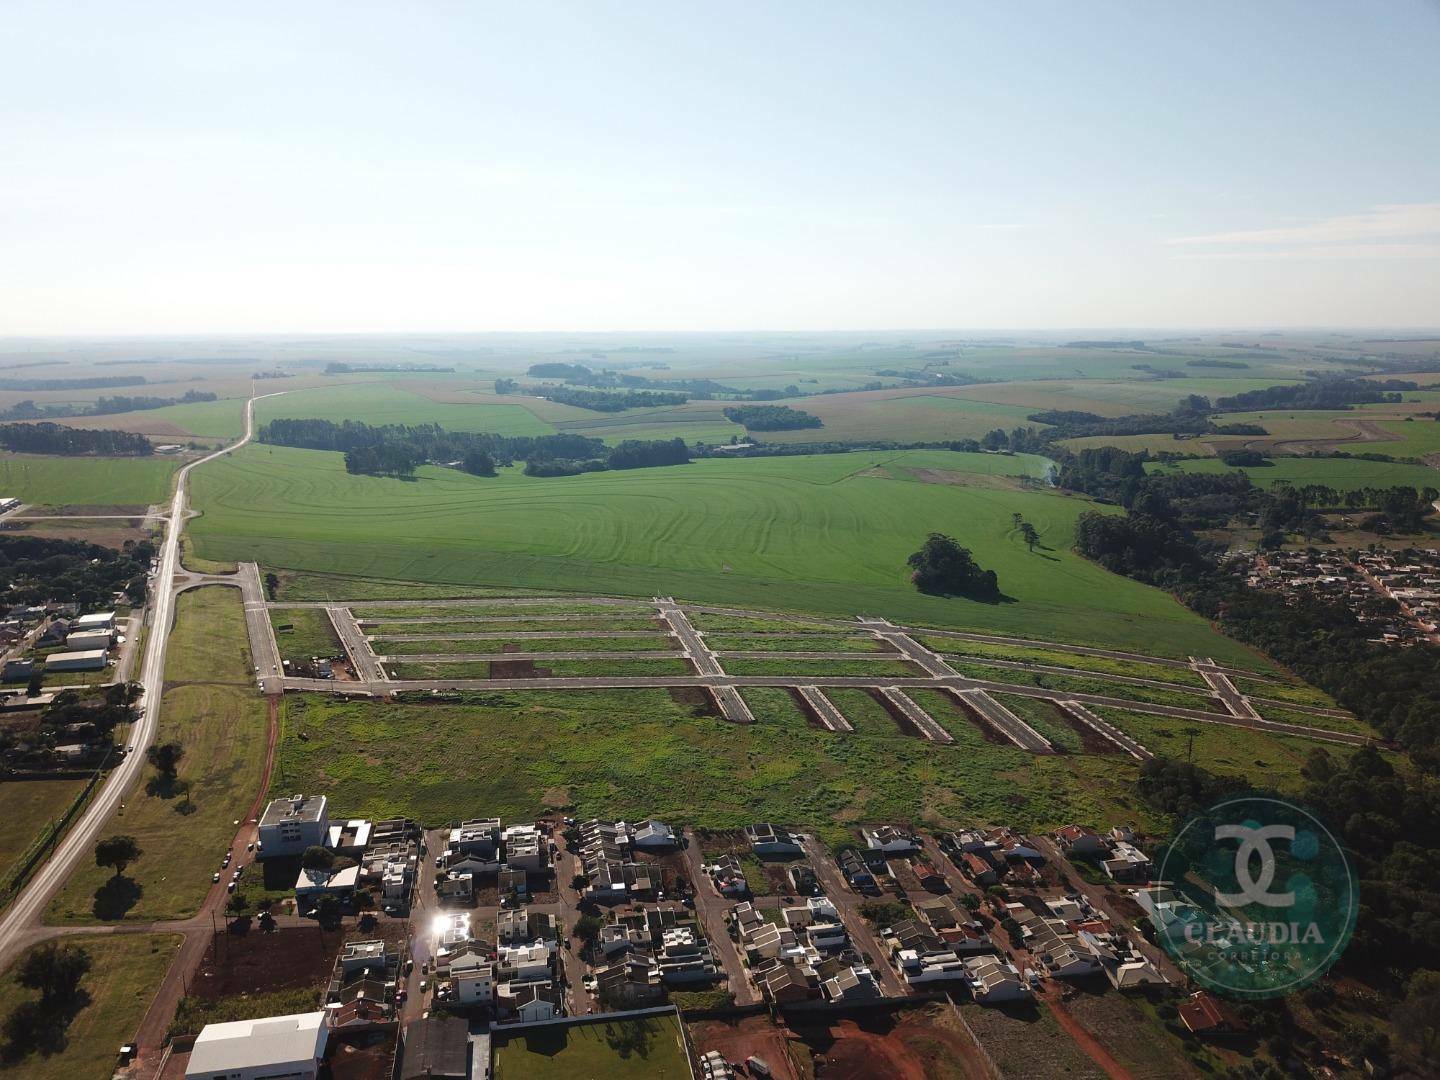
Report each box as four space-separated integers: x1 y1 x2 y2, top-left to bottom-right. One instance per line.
914 636 1209 688
373 634 677 655
942 658 1219 710
705 633 885 653
269 607 342 666
386 658 695 678
0 778 90 898
721 657 920 677
492 1013 692 1079
363 616 664 634
1250 701 1373 737
990 694 1084 753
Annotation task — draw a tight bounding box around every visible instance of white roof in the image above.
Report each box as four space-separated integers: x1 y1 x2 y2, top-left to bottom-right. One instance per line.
187 1011 327 1077
294 864 359 893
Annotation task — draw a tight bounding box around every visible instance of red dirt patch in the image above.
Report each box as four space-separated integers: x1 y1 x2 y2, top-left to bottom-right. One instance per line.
193 925 341 1000
788 1004 990 1080
688 1014 800 1080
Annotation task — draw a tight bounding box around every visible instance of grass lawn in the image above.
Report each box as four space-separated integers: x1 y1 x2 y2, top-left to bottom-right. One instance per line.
492 1014 691 1079
386 657 695 678
269 608 342 665
941 658 1219 710
48 588 269 924
188 445 1259 663
0 933 180 1080
1250 700 1373 737
272 570 540 601
373 634 677 655
1234 677 1336 709
272 688 1176 836
0 778 89 896
0 453 177 506
721 657 920 677
364 616 664 634
912 635 1211 687
705 633 885 653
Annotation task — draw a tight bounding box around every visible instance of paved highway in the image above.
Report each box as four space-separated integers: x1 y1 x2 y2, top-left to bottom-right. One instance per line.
0 392 275 972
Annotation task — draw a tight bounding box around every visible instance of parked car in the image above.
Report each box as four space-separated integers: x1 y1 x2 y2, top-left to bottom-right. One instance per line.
212 872 220 883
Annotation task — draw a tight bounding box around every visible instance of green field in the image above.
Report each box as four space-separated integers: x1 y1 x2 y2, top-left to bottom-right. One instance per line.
0 933 180 1080
373 634 676 655
269 608 342 665
386 657 695 678
0 779 89 897
0 453 177 506
256 382 554 435
49 587 269 924
493 1014 692 1080
189 445 1260 661
273 688 1178 837
1146 456 1440 492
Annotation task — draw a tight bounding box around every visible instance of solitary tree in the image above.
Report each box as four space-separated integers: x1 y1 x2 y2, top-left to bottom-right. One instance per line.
226 892 252 922
301 845 337 873
18 942 92 1006
94 835 141 879
1020 522 1040 552
146 741 184 779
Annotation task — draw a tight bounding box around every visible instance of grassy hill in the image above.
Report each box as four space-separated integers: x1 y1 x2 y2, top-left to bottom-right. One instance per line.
189 444 1258 661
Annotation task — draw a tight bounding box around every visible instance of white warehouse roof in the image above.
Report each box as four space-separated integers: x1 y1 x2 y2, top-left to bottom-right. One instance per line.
186 1010 327 1079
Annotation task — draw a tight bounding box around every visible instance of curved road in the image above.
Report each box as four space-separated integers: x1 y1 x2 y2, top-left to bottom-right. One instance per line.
0 391 272 972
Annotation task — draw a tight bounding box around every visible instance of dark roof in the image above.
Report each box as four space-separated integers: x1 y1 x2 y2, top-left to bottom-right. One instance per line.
401 1016 470 1079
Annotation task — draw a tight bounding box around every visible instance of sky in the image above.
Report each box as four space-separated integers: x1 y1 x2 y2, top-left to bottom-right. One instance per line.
2 1 1438 334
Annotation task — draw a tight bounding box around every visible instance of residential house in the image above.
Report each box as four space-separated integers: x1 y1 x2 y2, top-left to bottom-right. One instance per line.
399 1016 470 1080
744 823 803 857
436 874 475 908
964 956 1031 1004
497 979 561 1023
1055 824 1107 858
450 818 502 862
1102 841 1151 884
706 854 749 898
632 819 678 850
819 961 880 1003
837 848 877 891
497 908 557 951
1178 991 1247 1035
502 822 550 873
862 825 918 855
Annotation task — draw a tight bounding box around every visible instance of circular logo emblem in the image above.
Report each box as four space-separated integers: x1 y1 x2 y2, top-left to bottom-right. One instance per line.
1150 795 1357 999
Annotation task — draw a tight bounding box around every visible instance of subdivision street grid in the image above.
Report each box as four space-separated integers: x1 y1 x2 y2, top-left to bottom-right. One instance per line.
264 594 1369 749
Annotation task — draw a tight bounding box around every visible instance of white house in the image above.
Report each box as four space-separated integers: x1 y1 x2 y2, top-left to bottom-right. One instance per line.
454 963 495 1006
185 1011 328 1080
862 826 919 855
964 956 1031 1003
631 820 678 850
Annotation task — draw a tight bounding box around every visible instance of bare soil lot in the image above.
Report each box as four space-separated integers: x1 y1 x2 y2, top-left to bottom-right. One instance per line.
787 1003 990 1080
688 1014 801 1079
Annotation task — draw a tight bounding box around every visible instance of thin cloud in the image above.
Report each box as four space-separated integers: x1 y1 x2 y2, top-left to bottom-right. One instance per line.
1168 202 1440 247
1173 242 1440 261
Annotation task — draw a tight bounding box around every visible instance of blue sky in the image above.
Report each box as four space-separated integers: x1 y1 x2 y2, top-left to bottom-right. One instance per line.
2 1 1437 332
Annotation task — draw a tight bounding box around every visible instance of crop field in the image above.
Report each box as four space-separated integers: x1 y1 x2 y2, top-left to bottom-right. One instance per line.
910 634 1214 686
255 382 554 435
49 587 269 923
760 388 1044 443
363 616 665 633
272 688 1183 837
492 1013 691 1079
0 452 177 506
1146 455 1440 492
0 933 181 1080
191 445 1257 660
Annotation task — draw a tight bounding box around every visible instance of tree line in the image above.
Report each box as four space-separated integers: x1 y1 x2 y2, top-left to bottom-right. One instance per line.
0 389 217 423
723 404 823 431
0 423 152 457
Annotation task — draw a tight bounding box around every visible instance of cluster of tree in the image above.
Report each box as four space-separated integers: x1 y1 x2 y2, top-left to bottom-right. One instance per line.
0 423 152 457
0 535 153 608
1212 378 1415 412
0 389 217 422
1025 396 1262 441
528 385 689 411
523 438 691 476
906 533 1001 600
0 684 143 766
322 362 454 373
871 369 981 386
259 418 605 473
1219 449 1267 467
0 375 145 391
1185 358 1251 369
723 404 823 430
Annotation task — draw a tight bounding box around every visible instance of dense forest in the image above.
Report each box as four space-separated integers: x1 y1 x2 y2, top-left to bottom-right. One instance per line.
0 423 152 457
723 404 823 430
1212 378 1415 412
0 535 153 608
527 386 689 411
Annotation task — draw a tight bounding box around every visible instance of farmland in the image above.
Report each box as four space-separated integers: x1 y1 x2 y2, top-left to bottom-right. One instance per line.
48 587 269 924
0 453 177 507
189 444 1257 661
256 381 553 436
1145 455 1440 492
0 933 180 1080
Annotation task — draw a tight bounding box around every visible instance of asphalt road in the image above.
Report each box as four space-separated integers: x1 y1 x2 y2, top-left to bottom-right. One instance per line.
0 391 277 973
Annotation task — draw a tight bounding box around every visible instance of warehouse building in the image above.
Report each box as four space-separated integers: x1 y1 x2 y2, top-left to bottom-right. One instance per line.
44 650 108 672
65 629 113 651
73 611 116 632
